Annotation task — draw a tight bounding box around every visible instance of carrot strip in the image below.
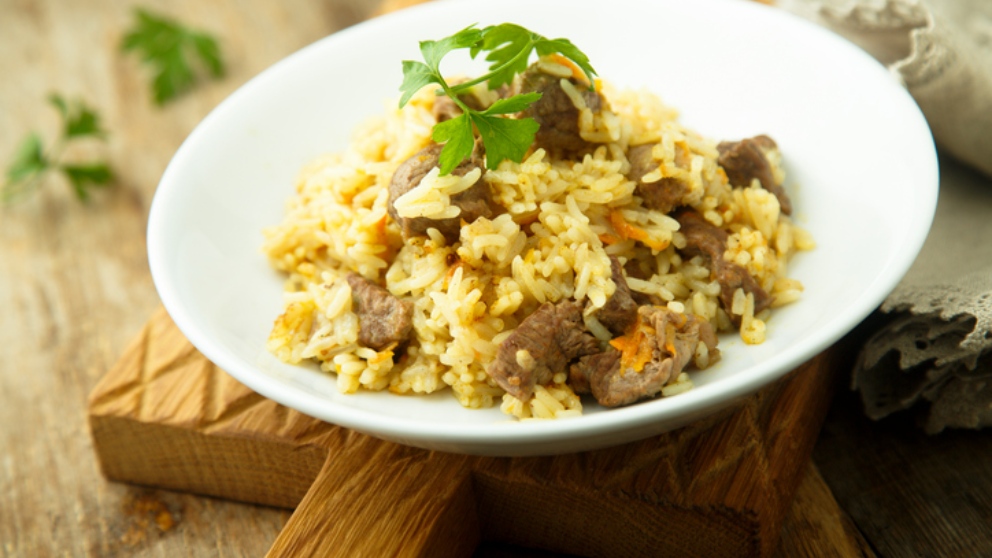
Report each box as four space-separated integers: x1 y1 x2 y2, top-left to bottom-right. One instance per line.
598 233 622 245
547 54 587 84
609 318 655 373
609 210 669 251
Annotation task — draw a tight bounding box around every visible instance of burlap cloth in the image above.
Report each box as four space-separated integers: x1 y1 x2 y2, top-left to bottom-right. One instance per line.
778 0 992 431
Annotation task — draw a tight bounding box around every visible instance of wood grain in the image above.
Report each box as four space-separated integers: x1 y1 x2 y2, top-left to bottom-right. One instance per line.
0 1 372 556
89 307 852 557
815 388 992 558
777 465 875 558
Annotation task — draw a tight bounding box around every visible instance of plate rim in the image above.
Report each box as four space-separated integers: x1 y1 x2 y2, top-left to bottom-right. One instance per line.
147 0 939 456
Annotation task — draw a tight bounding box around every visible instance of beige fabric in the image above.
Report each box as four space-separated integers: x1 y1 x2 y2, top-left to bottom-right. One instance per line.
779 0 992 431
780 0 992 177
853 158 992 432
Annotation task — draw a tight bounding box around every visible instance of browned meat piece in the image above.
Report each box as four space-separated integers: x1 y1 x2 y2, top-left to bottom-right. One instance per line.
640 305 716 377
345 273 414 351
488 300 600 402
626 143 688 213
517 63 604 159
387 143 494 242
571 306 717 407
569 348 618 395
674 209 774 323
717 135 792 215
597 256 638 336
431 94 462 123
676 208 728 259
590 348 667 408
630 291 664 308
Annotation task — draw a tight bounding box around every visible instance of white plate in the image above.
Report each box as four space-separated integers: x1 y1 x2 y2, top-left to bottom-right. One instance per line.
147 0 937 456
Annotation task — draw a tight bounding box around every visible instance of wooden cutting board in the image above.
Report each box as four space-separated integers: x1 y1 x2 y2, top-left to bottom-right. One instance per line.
87 307 858 557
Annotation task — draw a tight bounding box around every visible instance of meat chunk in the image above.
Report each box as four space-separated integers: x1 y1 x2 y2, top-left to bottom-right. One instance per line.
674 209 774 323
717 135 792 215
346 273 413 351
517 63 604 159
626 143 688 214
387 143 494 242
571 306 718 407
489 300 600 402
676 208 728 260
569 349 617 396
597 256 638 336
431 94 462 124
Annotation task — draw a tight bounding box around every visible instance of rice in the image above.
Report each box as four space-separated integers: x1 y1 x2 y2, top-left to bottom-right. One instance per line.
262 77 813 418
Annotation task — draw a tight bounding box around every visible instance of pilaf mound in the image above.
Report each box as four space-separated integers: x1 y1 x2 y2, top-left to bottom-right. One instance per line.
262 61 814 420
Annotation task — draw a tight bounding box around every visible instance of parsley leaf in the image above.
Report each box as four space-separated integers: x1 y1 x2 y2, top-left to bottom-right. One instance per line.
2 95 113 204
420 25 483 73
6 134 48 185
483 91 542 115
470 112 540 172
471 24 597 91
48 94 107 139
432 114 475 175
399 25 483 108
398 61 438 108
190 33 224 76
61 163 113 201
399 23 597 174
121 8 225 105
472 24 534 90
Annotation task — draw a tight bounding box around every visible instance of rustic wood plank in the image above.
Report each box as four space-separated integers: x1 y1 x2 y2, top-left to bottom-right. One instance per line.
88 307 849 556
776 464 876 558
268 445 480 558
0 1 372 556
815 388 992 558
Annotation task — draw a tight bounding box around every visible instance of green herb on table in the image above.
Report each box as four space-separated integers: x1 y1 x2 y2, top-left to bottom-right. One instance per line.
121 8 225 105
2 94 112 204
399 23 597 175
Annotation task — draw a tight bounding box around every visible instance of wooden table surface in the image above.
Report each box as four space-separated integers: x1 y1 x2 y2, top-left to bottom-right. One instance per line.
3 0 990 556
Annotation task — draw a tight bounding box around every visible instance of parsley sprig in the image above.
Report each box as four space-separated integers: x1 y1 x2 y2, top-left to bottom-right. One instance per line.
399 23 597 175
2 94 112 203
121 8 225 105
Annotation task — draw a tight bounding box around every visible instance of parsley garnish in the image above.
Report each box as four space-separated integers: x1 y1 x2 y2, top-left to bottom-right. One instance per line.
2 94 112 204
399 23 597 175
121 8 225 105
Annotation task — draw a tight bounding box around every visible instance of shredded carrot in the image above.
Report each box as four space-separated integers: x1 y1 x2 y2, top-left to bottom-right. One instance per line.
609 210 669 251
374 214 388 241
609 319 655 373
598 233 622 246
545 54 601 92
547 54 587 84
608 210 633 239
